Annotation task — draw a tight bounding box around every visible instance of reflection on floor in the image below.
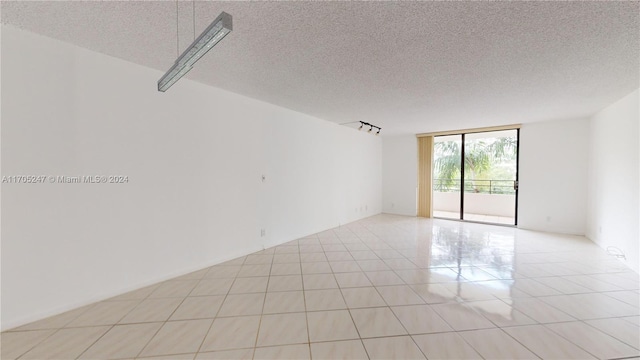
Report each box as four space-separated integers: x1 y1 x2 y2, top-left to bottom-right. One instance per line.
433 210 515 225
2 214 639 359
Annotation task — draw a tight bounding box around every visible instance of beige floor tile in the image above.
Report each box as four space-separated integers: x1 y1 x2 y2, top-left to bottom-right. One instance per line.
190 278 234 296
335 272 373 288
440 282 496 301
256 313 308 347
310 340 368 360
586 317 640 349
11 215 640 360
384 258 419 270
273 254 301 263
504 325 596 359
195 348 253 359
229 277 269 294
508 297 576 323
376 285 425 306
357 260 390 271
459 328 538 359
66 300 140 327
349 251 379 260
341 287 386 308
270 263 301 276
253 344 310 359
431 302 495 331
395 269 456 284
139 353 195 359
306 310 359 342
365 271 405 286
604 290 640 307
410 283 455 304
170 296 224 320
179 268 211 280
301 262 332 274
139 319 212 357
412 332 482 360
267 275 303 292
148 280 199 298
107 284 160 301
622 315 640 326
263 291 305 314
79 322 162 359
217 293 265 317
350 307 407 338
0 330 55 360
540 293 631 320
563 275 624 292
200 316 261 352
513 279 562 296
300 252 327 261
329 261 361 273
534 277 591 294
244 254 274 265
218 257 246 266
304 289 347 311
237 265 271 277
120 298 183 324
274 246 299 254
546 321 640 359
467 299 537 327
205 265 241 278
20 326 109 360
362 336 426 360
391 305 453 334
11 305 93 331
303 274 338 290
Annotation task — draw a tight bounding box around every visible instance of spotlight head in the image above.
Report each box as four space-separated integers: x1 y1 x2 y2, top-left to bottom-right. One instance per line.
376 128 381 135
368 125 373 132
358 122 363 130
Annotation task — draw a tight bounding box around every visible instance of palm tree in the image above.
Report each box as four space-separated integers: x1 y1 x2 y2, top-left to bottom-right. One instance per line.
433 136 516 193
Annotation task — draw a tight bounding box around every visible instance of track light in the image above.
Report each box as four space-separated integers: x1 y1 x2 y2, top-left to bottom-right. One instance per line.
158 12 232 92
339 121 381 135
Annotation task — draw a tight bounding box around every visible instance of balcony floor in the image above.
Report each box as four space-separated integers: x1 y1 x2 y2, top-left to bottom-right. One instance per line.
433 210 515 225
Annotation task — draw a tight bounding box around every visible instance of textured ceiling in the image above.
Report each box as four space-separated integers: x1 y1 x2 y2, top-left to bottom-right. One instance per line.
2 1 639 135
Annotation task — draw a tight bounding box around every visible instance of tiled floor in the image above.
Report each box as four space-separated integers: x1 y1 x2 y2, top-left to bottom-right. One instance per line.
433 210 515 225
2 214 639 359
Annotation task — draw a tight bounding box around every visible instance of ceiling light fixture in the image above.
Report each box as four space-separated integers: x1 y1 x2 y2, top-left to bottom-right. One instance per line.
158 11 232 92
339 121 381 135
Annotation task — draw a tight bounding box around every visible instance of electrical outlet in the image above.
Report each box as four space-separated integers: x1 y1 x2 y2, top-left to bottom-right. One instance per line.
546 216 551 222
261 229 266 237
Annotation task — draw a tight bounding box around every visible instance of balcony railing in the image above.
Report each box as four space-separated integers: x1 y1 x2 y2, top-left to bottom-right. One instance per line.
434 179 516 195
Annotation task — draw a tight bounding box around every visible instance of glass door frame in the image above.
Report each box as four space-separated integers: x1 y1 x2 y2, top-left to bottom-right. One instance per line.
433 128 520 226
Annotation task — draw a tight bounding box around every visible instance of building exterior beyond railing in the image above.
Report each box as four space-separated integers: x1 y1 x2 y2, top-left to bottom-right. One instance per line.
433 179 516 218
433 179 516 195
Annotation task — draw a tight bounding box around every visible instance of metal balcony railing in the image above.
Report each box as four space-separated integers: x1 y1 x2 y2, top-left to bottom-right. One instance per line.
434 179 516 195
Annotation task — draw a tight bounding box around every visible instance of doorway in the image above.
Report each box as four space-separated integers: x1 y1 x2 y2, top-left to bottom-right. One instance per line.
432 129 519 225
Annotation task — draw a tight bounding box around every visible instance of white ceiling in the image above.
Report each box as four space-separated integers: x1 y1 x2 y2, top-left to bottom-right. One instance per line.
2 1 638 135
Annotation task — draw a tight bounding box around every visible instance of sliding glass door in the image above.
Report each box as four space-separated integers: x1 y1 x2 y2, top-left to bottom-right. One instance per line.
433 129 519 225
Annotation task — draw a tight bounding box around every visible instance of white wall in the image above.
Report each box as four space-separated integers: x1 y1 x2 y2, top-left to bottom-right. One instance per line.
0 25 382 330
586 89 639 273
381 135 416 216
518 118 589 234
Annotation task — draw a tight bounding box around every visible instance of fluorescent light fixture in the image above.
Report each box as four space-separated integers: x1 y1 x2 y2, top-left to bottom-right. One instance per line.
158 11 232 92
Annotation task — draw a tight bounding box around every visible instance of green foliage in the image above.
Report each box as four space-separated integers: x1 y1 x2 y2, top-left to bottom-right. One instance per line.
434 135 517 193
